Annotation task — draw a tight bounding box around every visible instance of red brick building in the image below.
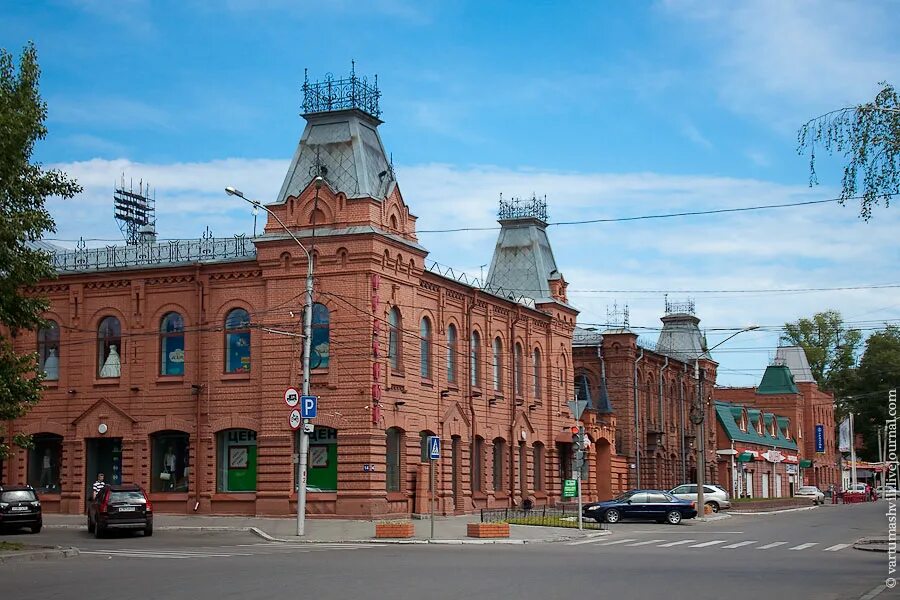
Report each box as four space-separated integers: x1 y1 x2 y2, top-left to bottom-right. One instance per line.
714 347 839 491
5 71 618 517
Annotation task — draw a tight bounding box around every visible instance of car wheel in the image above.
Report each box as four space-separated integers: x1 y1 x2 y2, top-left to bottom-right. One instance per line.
604 509 621 524
666 510 683 525
144 522 153 537
30 524 42 534
706 502 719 514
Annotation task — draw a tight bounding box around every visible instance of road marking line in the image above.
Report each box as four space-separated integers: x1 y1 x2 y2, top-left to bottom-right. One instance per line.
823 543 852 552
567 537 612 546
626 539 666 547
757 542 788 549
689 540 727 548
657 539 696 548
81 550 244 559
722 541 757 549
789 543 818 551
597 538 639 546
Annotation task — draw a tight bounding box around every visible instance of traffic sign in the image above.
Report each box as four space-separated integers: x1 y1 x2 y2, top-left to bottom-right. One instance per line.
301 395 318 419
303 422 314 433
428 435 441 460
562 479 577 497
284 387 300 408
289 409 302 430
567 399 588 420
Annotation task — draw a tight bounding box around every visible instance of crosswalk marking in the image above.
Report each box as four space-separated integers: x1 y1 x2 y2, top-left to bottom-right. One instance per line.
658 539 697 548
689 540 727 548
757 542 788 549
626 539 666 547
823 543 852 552
597 538 639 546
789 543 818 551
722 541 757 549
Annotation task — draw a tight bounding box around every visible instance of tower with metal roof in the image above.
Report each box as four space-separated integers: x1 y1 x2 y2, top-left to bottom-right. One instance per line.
655 297 709 362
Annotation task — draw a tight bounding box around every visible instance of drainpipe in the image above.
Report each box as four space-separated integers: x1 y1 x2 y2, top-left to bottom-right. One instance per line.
634 347 644 489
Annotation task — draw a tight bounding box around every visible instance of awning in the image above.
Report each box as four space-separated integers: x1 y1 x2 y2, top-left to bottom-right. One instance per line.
799 459 813 468
736 451 755 463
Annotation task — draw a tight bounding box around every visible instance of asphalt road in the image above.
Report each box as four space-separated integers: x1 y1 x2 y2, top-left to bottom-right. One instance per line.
1 501 890 600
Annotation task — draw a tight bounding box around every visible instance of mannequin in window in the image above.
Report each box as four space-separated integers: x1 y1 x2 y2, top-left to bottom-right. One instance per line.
39 449 53 490
164 446 177 490
43 348 59 380
100 344 121 378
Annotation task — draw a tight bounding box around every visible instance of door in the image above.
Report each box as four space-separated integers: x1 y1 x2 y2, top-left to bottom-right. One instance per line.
451 437 460 510
646 492 671 519
626 492 649 518
775 474 782 497
85 438 123 510
745 472 753 498
761 473 769 498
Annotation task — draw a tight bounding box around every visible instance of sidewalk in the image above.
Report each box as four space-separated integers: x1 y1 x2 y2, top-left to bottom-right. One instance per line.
42 513 609 545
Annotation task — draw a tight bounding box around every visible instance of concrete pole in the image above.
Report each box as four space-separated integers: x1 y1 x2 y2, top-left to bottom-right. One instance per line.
297 262 313 536
695 360 705 519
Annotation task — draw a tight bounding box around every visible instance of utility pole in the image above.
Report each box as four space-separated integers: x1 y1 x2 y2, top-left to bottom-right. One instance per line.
693 360 706 519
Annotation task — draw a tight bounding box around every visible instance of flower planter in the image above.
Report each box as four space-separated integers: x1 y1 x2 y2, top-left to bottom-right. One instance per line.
467 522 510 538
375 521 415 539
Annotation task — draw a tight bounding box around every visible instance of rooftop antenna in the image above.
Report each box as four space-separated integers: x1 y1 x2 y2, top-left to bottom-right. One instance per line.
114 175 156 245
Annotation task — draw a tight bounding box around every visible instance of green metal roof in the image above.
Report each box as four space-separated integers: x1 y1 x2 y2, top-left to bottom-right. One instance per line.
757 364 800 395
714 401 798 451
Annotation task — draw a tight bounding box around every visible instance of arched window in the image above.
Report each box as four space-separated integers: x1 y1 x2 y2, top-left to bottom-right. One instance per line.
28 433 62 492
533 443 545 491
514 342 524 397
420 316 432 378
492 438 506 492
160 312 185 376
472 436 484 492
224 308 251 373
310 303 330 369
38 320 60 380
447 324 458 383
388 307 401 371
151 430 189 492
97 316 122 378
492 337 503 392
470 330 482 388
386 427 403 492
532 348 542 400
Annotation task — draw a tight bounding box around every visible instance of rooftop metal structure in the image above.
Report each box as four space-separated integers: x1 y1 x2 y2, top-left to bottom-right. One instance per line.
113 177 156 245
302 63 381 119
498 194 548 223
656 298 708 362
664 295 695 315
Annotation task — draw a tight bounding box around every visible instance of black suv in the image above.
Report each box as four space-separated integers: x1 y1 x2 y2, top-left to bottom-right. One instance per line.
87 484 153 538
0 484 43 533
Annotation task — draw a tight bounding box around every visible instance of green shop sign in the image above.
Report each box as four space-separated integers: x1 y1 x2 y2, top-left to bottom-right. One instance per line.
799 459 813 468
562 479 578 498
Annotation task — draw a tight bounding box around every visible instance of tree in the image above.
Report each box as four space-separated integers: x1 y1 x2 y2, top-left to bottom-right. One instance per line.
839 326 900 461
798 82 900 220
0 43 81 459
780 310 861 392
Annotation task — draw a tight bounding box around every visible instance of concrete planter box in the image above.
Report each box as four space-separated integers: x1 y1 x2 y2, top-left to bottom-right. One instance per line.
467 522 510 538
375 522 415 538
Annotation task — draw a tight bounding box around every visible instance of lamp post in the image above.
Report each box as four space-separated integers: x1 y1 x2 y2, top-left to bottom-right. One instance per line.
226 182 320 536
692 325 758 519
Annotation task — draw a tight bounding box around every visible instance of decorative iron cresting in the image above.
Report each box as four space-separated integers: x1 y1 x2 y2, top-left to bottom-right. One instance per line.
497 193 549 222
664 295 696 315
424 259 536 309
302 63 381 119
49 229 256 272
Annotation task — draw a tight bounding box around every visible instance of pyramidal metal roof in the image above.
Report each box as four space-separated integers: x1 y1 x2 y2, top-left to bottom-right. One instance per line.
655 300 708 362
774 346 816 383
757 364 800 395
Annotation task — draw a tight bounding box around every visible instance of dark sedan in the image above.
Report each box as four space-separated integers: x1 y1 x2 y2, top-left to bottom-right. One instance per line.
0 485 42 533
87 484 153 538
583 490 698 525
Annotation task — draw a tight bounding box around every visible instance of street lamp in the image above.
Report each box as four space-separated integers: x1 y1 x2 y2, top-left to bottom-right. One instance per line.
226 182 320 536
693 325 759 519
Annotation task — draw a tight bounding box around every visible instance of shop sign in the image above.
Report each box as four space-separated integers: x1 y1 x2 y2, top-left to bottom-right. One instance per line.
562 479 577 498
762 449 785 463
786 464 798 474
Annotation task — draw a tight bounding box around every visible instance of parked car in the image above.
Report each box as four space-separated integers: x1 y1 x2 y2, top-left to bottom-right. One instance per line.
794 485 825 504
583 490 698 525
0 484 42 533
875 485 896 496
669 483 731 513
87 484 153 538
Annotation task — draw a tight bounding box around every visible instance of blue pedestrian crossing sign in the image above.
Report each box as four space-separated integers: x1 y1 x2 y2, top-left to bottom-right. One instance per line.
428 435 441 460
300 395 318 419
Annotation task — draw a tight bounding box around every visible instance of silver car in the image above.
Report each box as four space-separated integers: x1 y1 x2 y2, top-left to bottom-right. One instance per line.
795 485 825 504
669 484 731 513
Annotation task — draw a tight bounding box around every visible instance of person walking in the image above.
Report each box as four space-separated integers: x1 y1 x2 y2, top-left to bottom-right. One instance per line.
92 472 106 500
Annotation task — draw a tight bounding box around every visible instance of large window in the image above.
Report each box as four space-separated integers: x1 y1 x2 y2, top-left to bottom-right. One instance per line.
296 426 337 492
533 348 542 400
38 320 60 380
386 427 403 492
447 324 458 384
472 436 484 492
160 312 185 376
388 307 401 371
224 308 251 373
533 443 544 491
97 316 122 378
216 429 257 492
310 303 330 369
151 430 189 492
419 430 436 463
492 337 503 392
470 331 482 388
492 438 505 492
28 433 62 493
420 316 432 378
514 342 524 397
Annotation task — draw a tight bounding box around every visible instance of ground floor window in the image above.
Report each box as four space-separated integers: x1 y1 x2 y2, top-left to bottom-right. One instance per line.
386 428 403 492
533 443 544 491
492 438 506 492
217 428 257 492
472 437 484 492
296 426 337 492
151 431 189 493
28 433 62 493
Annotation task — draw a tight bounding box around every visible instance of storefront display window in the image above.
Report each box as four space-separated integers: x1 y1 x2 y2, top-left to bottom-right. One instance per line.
224 309 251 373
159 312 185 376
295 426 337 492
216 428 257 492
28 433 62 493
38 320 60 380
97 316 122 378
151 431 189 492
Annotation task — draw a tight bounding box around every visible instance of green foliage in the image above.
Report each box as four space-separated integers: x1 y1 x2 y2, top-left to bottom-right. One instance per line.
780 310 861 392
0 42 81 459
798 82 900 220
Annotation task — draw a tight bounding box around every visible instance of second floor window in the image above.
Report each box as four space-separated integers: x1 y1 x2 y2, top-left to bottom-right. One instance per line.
38 320 60 380
310 303 330 369
388 307 401 371
225 308 251 373
97 316 122 378
420 316 432 378
447 324 457 383
533 348 542 399
492 337 503 392
160 312 185 376
514 343 524 397
470 331 481 388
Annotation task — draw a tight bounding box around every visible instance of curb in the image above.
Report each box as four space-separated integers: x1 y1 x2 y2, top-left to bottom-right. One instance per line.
0 546 79 565
248 526 597 545
729 506 818 515
853 538 889 553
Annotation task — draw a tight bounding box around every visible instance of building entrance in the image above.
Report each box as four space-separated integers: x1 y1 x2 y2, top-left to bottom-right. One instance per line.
85 438 123 508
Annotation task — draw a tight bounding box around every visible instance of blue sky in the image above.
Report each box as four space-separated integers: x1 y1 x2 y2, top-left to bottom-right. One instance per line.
4 0 900 385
